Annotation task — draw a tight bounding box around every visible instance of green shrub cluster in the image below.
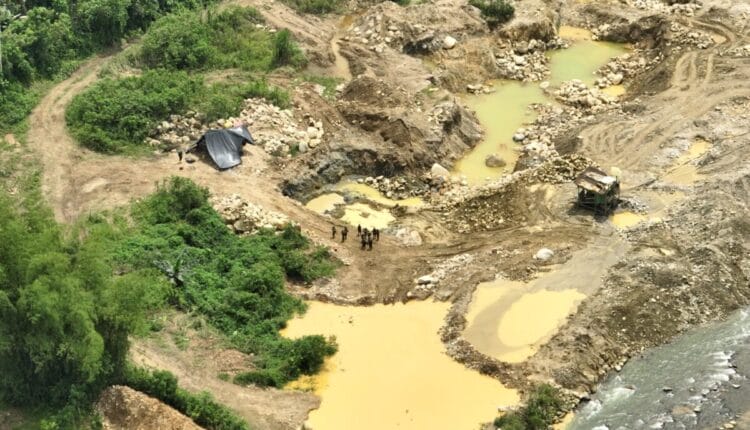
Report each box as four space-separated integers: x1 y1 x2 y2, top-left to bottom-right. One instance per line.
280 0 344 14
494 384 565 430
0 0 211 132
114 177 338 387
124 367 248 430
139 7 305 72
469 0 515 28
65 70 288 153
0 189 169 428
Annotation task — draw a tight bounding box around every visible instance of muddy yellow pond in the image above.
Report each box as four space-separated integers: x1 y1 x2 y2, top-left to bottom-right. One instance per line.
464 280 585 363
455 36 628 184
340 202 394 229
283 301 519 430
336 181 424 208
611 211 646 229
455 82 547 184
306 193 345 214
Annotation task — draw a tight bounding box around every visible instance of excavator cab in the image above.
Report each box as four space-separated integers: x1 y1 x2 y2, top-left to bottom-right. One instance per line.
574 166 621 215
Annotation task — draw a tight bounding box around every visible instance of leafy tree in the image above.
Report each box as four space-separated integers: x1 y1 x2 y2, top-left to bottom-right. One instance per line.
75 0 131 46
0 193 168 418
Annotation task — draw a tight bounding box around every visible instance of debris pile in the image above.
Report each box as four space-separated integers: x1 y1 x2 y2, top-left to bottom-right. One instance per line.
667 23 715 49
96 386 201 430
554 80 619 112
414 254 475 292
211 194 289 234
623 0 702 16
148 99 325 156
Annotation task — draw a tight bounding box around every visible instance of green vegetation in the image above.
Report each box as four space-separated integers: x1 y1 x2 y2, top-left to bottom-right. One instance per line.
0 0 211 132
0 176 338 426
139 7 305 72
65 5 303 154
65 70 288 154
124 367 248 430
280 0 344 14
469 0 515 28
113 177 338 387
494 384 566 430
0 185 169 428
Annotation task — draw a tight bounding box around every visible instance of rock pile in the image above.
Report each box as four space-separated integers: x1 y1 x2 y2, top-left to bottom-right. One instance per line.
596 52 652 87
624 0 702 16
149 99 325 157
211 194 289 234
667 23 714 49
414 253 475 292
493 38 565 82
727 44 750 57
554 80 619 112
357 175 426 199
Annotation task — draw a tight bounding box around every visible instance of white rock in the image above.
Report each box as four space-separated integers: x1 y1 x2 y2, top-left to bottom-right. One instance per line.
431 163 450 178
298 141 309 153
417 275 436 285
534 248 554 261
443 35 457 49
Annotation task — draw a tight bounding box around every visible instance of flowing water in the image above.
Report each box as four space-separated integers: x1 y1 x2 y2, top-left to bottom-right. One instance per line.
455 30 627 184
283 301 519 430
568 309 750 430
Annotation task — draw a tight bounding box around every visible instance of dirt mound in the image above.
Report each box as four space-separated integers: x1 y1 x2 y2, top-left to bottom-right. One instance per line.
97 385 202 430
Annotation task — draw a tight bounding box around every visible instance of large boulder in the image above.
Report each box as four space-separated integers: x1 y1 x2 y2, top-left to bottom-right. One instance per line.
431 163 451 178
485 153 507 168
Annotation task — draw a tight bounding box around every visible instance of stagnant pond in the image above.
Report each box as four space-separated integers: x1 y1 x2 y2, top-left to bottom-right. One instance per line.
455 27 628 184
283 301 519 430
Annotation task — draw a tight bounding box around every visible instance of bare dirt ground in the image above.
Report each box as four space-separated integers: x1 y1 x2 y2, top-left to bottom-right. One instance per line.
13 0 750 426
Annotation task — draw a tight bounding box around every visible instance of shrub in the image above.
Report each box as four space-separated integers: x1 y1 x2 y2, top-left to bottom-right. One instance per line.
493 384 565 430
114 177 338 387
469 0 515 28
272 29 304 68
140 10 216 70
65 70 202 153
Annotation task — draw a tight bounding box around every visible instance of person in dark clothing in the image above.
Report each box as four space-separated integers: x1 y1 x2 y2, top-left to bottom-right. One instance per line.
357 224 362 237
362 227 369 239
177 149 184 162
341 226 348 242
373 228 380 241
367 236 373 250
361 235 367 250
331 225 337 239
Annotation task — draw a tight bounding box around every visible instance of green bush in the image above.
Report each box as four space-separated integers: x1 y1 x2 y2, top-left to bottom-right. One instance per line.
124 367 249 430
139 7 304 72
494 384 565 430
272 29 304 68
66 70 289 153
280 0 344 14
469 0 515 28
115 177 338 386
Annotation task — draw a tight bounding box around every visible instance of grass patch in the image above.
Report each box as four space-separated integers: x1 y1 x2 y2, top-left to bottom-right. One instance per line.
280 0 344 14
301 74 341 99
139 7 305 72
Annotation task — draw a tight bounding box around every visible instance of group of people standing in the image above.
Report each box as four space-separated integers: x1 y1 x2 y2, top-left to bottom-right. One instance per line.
331 224 380 250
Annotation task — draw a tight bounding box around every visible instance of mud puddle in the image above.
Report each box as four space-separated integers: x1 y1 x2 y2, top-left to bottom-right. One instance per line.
664 138 711 185
455 30 627 184
283 301 519 429
464 235 628 363
305 181 423 229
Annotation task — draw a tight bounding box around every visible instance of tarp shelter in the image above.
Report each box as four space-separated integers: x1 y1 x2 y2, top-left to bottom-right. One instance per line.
192 126 254 169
